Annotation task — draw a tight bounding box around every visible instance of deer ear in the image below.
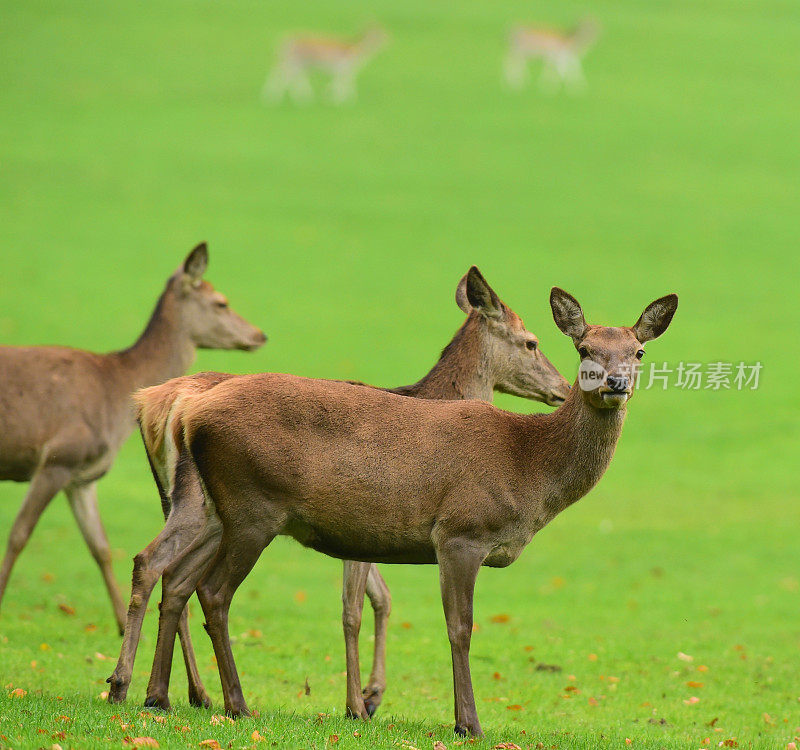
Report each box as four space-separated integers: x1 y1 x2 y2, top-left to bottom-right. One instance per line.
550 287 588 341
458 266 504 319
183 242 209 282
632 294 678 342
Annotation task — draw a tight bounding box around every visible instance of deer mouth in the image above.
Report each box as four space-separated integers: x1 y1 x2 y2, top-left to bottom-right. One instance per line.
599 390 629 408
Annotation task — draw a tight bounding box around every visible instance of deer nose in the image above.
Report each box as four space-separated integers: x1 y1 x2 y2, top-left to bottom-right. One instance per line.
606 375 629 393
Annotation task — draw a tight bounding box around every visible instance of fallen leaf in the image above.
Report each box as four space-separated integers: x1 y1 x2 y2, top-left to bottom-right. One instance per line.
57 603 75 616
506 704 523 711
687 681 704 688
247 629 263 638
684 696 700 705
493 744 522 750
677 652 694 662
401 622 413 629
304 677 311 695
493 672 503 681
199 742 222 749
126 738 159 748
588 697 599 706
763 713 775 725
42 572 54 582
720 740 738 748
40 643 51 651
84 623 97 633
210 715 233 726
94 652 111 661
98 691 109 700
252 730 265 741
697 665 709 673
625 740 632 746
433 742 447 750
491 614 510 624
328 735 339 744
9 688 27 698
588 653 598 661
294 590 307 603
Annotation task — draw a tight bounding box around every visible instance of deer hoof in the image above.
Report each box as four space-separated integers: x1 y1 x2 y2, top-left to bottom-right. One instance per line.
143 695 170 712
106 675 128 703
362 688 382 717
189 690 212 709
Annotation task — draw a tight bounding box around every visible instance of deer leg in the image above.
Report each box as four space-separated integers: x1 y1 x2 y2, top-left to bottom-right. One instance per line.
144 516 222 711
262 62 289 102
539 57 561 93
362 564 391 716
143 524 220 710
288 66 313 104
65 482 127 634
330 68 356 104
341 560 370 719
437 540 485 737
196 528 271 717
0 464 70 614
107 491 211 704
177 602 212 708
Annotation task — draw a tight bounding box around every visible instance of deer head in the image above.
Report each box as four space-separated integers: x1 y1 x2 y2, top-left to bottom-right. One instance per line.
456 267 570 406
550 287 678 409
172 243 267 351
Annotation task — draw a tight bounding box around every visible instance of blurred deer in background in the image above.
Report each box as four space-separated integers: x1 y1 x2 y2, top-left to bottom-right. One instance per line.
504 17 600 93
114 288 676 735
263 24 388 104
107 267 570 714
0 244 265 635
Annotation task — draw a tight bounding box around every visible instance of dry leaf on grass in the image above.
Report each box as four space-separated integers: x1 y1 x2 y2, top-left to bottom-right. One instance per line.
126 738 159 748
433 742 447 750
9 688 27 698
490 614 510 624
199 741 222 749
57 603 75 616
493 743 522 749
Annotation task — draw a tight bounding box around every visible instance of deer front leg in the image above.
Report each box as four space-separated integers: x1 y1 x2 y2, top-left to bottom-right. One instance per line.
362 564 391 716
66 482 128 634
342 560 371 719
437 539 485 737
0 464 70 615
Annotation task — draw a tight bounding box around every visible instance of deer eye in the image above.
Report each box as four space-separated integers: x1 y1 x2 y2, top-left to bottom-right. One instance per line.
636 349 645 360
525 340 537 351
578 346 589 358
214 300 228 309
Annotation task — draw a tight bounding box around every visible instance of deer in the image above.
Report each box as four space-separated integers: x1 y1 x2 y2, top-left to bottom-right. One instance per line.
0 243 266 637
107 266 570 714
504 17 600 93
263 24 388 105
109 286 677 735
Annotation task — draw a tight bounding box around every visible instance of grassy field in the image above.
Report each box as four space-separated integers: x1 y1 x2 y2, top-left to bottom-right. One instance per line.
1 0 799 747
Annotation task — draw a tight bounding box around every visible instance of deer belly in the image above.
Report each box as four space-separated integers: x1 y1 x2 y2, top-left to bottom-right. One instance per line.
283 515 437 564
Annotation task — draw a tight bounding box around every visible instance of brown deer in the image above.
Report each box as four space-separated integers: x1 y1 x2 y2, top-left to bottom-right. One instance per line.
0 243 265 635
263 25 389 104
112 286 677 735
504 17 600 93
107 267 570 713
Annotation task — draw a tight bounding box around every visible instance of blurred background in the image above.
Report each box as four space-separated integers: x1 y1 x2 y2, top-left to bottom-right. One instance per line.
1 0 798 741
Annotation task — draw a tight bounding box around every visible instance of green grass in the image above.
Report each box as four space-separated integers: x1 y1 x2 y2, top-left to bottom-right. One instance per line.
1 0 799 747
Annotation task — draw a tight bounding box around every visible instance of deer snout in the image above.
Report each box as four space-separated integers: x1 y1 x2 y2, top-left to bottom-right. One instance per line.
605 374 630 393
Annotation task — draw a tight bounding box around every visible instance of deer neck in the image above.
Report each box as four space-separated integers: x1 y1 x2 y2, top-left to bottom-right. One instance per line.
530 379 627 515
109 284 196 392
390 317 494 401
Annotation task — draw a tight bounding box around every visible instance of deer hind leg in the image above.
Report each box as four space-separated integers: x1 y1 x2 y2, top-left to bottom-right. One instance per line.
564 55 587 91
144 514 222 711
341 560 370 719
262 59 291 103
0 463 70 615
65 482 127 634
107 470 210 704
329 68 357 104
437 539 485 737
195 523 276 718
362 564 391 716
285 62 313 104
